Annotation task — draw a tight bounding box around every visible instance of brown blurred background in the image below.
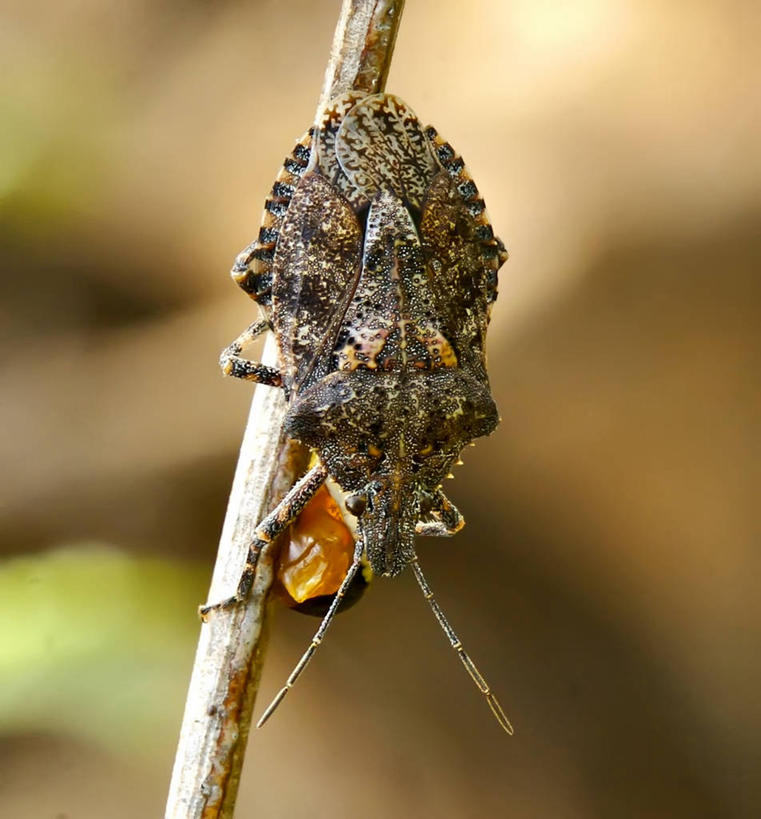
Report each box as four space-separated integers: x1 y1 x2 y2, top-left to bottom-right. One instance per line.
1 0 758 816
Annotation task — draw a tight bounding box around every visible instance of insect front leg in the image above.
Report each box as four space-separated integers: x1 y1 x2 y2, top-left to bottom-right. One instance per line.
199 463 328 618
219 319 284 387
415 489 464 536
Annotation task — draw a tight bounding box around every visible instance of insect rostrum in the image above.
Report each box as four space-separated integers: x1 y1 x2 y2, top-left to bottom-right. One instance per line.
203 92 512 733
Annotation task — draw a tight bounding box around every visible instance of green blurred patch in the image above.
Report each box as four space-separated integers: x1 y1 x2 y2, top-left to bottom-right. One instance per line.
0 545 208 761
0 56 119 236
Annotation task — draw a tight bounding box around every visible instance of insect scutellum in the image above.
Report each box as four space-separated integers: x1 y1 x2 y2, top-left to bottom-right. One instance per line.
202 92 512 734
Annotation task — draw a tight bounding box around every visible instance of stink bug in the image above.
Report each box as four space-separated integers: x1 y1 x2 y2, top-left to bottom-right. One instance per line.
201 93 512 733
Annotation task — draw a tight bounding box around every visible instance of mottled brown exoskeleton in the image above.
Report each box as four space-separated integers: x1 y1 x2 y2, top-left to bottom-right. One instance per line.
202 93 512 732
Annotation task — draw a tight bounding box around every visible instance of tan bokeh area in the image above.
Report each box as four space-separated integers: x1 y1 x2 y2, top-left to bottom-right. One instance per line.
1 0 758 816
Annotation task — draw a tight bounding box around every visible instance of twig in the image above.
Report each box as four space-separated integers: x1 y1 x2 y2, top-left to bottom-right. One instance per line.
165 2 405 817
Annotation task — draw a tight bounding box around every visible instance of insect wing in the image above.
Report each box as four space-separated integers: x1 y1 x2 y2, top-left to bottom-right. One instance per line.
335 93 438 209
316 91 369 209
419 171 499 379
272 172 363 391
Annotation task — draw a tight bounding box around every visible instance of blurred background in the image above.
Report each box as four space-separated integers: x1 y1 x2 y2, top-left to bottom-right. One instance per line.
1 0 758 816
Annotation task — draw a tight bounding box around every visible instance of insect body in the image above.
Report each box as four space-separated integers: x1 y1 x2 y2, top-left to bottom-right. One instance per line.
202 93 512 733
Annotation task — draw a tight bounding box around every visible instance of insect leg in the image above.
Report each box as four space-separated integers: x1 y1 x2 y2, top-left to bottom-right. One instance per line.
199 463 328 617
219 319 283 386
415 490 464 536
411 557 514 735
256 536 365 728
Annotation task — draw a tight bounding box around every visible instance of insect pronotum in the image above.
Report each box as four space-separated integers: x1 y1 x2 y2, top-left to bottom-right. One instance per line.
201 92 512 734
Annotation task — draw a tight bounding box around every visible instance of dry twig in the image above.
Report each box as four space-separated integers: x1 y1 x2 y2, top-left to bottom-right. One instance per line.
165 2 405 817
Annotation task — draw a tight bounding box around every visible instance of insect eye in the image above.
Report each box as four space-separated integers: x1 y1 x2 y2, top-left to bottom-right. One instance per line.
345 493 367 517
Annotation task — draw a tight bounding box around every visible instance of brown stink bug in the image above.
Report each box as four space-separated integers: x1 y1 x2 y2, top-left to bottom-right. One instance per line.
201 93 512 733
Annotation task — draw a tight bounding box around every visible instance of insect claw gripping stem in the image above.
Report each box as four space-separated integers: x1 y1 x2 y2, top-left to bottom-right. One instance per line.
198 464 329 620
256 537 365 728
219 319 284 387
411 558 514 735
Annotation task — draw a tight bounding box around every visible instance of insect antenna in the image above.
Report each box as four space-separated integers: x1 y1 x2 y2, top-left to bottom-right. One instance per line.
257 537 365 728
410 557 514 735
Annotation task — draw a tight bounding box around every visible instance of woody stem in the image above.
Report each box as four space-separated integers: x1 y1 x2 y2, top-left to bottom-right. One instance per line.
165 2 406 818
